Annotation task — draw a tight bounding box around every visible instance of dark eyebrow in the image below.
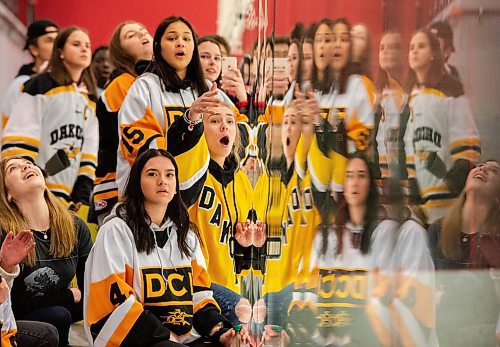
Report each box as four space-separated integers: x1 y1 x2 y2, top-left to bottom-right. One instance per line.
166 31 192 35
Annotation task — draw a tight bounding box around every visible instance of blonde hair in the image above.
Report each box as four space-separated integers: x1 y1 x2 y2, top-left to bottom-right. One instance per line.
207 101 242 166
0 156 77 266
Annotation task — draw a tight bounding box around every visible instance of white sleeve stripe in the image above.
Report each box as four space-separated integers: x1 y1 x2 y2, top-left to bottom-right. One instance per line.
307 156 328 192
94 181 118 193
94 295 137 346
179 154 210 191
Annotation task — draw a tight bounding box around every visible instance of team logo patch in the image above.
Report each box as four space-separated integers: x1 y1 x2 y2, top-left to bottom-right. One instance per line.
94 200 107 210
165 308 193 326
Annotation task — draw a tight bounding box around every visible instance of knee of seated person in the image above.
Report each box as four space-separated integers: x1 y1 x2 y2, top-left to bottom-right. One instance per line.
42 322 60 347
47 306 72 327
15 321 60 347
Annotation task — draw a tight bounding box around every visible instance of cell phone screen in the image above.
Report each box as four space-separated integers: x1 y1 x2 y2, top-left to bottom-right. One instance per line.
222 57 237 75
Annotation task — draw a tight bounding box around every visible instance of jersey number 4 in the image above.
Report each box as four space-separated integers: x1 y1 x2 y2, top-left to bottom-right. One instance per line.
110 282 127 305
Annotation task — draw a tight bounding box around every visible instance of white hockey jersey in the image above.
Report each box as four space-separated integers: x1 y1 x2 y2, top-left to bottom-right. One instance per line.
1 72 98 203
84 211 224 346
0 295 17 347
408 75 480 222
116 73 238 195
300 220 395 346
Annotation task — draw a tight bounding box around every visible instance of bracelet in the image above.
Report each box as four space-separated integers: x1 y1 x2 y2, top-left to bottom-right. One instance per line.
183 109 203 131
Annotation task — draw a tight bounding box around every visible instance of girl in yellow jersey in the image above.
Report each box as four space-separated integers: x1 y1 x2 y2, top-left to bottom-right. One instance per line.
306 18 375 202
253 100 319 328
168 100 257 325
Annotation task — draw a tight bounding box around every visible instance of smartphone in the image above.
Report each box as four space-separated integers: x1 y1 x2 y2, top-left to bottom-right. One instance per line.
221 56 237 75
265 57 289 78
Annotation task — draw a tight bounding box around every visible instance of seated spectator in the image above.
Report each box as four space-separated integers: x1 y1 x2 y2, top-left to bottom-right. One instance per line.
0 156 93 347
84 149 252 346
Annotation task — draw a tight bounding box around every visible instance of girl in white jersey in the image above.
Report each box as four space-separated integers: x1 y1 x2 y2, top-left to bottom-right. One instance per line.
116 16 235 195
85 149 252 346
2 27 98 208
297 153 393 346
407 29 480 223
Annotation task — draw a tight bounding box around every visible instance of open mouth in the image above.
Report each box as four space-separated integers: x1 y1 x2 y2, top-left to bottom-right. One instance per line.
23 171 37 180
142 39 150 45
175 51 185 58
473 173 486 181
334 52 341 58
220 136 230 146
286 137 291 146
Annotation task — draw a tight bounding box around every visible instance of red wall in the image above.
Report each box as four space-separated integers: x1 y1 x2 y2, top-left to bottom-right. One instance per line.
35 0 218 48
239 0 435 81
34 0 435 81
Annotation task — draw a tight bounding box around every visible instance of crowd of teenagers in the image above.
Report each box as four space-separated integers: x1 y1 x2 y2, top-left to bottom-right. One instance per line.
0 13 498 347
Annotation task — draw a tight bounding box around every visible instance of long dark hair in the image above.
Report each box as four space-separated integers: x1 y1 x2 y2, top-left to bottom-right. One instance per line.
407 28 445 91
320 152 379 255
118 149 200 257
312 18 333 92
50 26 97 97
289 38 304 86
148 16 208 94
329 18 357 95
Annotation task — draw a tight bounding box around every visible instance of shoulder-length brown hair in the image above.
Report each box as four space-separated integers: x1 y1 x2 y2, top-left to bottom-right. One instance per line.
407 28 445 91
50 26 97 97
440 160 500 260
0 156 77 267
110 21 148 77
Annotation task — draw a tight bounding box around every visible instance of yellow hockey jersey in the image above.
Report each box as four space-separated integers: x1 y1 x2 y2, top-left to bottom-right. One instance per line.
253 160 318 294
167 117 254 293
308 74 375 194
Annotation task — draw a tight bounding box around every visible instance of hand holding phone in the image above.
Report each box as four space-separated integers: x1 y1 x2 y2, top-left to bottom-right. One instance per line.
265 57 290 98
222 56 237 75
